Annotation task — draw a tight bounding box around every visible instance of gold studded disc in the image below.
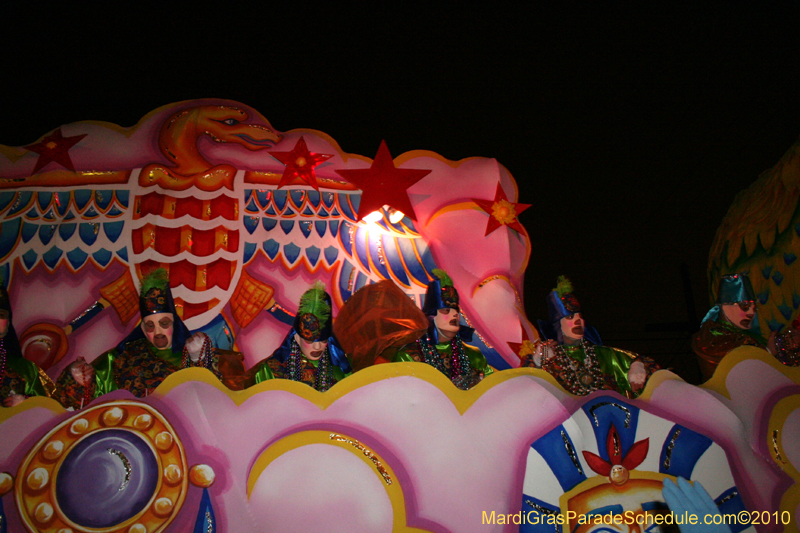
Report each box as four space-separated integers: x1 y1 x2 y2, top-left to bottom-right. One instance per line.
26 468 49 491
133 413 153 430
34 502 54 524
15 400 188 533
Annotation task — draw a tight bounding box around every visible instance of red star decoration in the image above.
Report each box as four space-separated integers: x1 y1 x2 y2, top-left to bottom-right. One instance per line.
508 324 537 360
270 136 333 190
25 128 87 174
336 140 431 221
472 183 531 236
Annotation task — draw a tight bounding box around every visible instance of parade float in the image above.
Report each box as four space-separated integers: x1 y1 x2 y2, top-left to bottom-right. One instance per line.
0 99 797 532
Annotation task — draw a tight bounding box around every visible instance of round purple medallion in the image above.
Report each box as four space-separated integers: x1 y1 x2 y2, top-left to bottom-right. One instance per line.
55 429 160 528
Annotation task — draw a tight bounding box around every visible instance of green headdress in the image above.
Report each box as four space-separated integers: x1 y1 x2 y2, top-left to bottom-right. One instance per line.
295 281 333 342
139 268 176 317
432 269 453 287
554 276 573 298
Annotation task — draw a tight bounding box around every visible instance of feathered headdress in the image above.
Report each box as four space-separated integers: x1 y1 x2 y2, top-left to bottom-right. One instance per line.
295 281 333 342
139 268 176 317
551 275 580 318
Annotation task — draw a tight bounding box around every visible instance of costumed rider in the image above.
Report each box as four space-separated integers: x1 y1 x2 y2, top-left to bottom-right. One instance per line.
57 269 245 408
393 269 493 390
520 276 658 397
246 281 351 392
692 272 800 381
0 283 55 406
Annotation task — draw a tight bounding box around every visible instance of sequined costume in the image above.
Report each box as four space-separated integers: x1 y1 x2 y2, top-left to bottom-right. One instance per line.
394 335 492 390
56 269 245 409
692 273 773 381
692 319 766 380
522 276 659 397
521 340 658 397
0 285 54 404
247 338 348 392
393 269 493 390
246 282 351 392
56 338 245 408
1 338 53 402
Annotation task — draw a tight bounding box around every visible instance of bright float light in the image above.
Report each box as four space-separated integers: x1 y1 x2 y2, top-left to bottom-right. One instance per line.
363 205 405 224
362 210 383 223
387 207 404 224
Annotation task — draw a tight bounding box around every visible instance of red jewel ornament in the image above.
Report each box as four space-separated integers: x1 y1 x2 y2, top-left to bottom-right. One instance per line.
270 136 333 191
24 128 88 174
472 183 531 236
335 140 431 222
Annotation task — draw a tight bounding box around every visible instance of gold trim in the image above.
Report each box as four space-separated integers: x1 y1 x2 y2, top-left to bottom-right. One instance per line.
246 429 430 533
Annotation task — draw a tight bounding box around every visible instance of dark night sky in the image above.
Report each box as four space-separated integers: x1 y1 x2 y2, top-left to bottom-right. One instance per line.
3 6 799 373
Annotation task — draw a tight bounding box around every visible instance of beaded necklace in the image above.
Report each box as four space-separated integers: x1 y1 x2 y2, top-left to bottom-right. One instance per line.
543 338 606 395
181 335 213 369
287 338 334 392
81 369 93 408
181 335 220 381
0 337 6 385
774 331 800 366
416 334 472 389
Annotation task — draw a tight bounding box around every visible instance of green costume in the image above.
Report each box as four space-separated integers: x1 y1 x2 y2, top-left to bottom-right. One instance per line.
246 282 352 392
524 276 659 397
692 317 767 381
56 338 244 409
1 349 52 400
394 269 493 390
691 273 787 381
0 285 53 404
523 340 656 397
394 337 493 390
249 342 349 391
56 269 244 409
56 339 186 408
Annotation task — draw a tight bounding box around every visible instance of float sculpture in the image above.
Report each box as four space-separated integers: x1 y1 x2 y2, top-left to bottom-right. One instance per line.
708 135 800 336
0 100 797 532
